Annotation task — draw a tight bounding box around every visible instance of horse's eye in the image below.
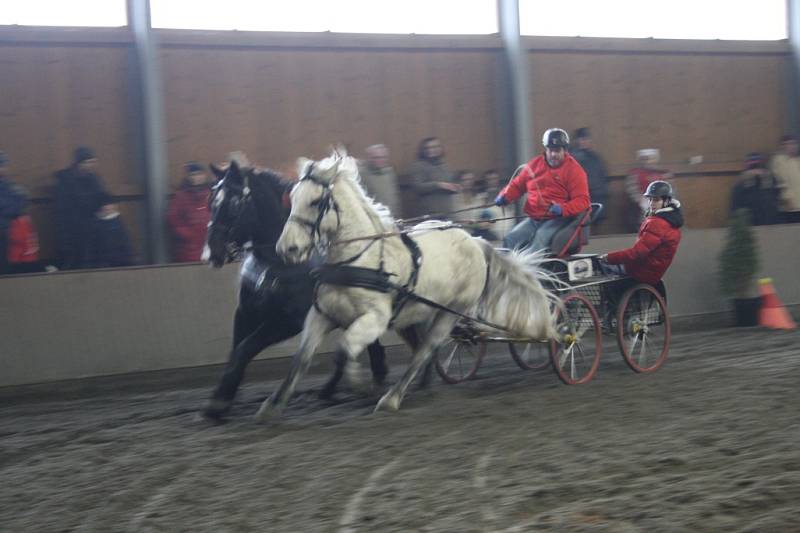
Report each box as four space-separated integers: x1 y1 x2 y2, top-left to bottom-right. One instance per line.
309 198 321 207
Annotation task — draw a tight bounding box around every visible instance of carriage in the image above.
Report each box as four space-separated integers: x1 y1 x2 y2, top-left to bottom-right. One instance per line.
434 203 672 386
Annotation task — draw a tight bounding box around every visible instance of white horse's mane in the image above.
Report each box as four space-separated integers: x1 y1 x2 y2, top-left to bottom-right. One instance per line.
297 148 396 231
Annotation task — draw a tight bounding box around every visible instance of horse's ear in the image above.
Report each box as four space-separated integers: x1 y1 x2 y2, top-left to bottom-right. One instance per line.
296 157 313 178
209 163 226 182
228 160 243 184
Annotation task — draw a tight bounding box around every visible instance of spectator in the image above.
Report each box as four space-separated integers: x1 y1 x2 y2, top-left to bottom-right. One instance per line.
94 203 136 267
408 136 459 217
453 169 482 212
0 151 27 274
451 169 495 241
54 146 128 269
357 144 402 217
495 128 590 252
769 134 800 223
730 153 780 226
571 127 608 222
477 169 513 243
625 149 673 232
167 161 212 262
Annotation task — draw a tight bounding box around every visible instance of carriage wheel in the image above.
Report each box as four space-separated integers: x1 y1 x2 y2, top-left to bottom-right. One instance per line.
509 341 551 370
550 293 602 385
435 337 486 384
616 284 670 373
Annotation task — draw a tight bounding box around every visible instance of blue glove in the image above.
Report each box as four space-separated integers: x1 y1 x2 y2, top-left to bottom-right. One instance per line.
548 203 563 216
494 195 509 207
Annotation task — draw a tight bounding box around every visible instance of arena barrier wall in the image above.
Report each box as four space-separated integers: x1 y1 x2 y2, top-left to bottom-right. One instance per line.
1 224 798 387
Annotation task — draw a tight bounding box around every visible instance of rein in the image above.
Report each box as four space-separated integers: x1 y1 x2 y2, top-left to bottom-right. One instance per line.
330 210 528 246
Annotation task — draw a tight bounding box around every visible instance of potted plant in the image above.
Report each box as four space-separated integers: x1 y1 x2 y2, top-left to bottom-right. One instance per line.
718 208 761 326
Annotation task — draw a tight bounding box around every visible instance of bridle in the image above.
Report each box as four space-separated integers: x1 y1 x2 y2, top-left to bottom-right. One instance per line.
209 169 252 262
285 165 341 248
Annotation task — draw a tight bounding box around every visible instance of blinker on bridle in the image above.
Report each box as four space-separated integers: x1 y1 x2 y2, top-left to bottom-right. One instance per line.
286 163 341 244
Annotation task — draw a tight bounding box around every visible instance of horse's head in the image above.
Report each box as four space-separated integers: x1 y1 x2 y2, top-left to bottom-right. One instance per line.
202 160 257 268
276 150 356 264
203 159 292 267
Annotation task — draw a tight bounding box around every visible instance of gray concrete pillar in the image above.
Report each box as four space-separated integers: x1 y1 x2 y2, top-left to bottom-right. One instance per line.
498 0 534 165
787 0 800 134
128 0 169 263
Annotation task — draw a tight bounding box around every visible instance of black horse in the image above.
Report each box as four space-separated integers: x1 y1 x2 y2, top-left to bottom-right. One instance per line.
201 161 387 420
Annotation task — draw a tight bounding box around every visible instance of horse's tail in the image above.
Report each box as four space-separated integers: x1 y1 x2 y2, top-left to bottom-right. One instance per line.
477 241 561 340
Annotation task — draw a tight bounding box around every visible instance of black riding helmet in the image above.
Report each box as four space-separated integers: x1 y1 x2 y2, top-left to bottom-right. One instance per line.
542 128 570 149
644 180 672 199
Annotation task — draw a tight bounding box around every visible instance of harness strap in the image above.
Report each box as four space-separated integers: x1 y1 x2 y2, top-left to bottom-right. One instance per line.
387 232 423 328
312 262 514 334
312 265 393 293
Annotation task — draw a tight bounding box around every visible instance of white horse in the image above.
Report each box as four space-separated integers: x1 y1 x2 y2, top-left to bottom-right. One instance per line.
256 150 558 419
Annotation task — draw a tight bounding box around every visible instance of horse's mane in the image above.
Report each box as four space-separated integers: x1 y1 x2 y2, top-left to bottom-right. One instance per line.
250 167 293 191
300 153 396 231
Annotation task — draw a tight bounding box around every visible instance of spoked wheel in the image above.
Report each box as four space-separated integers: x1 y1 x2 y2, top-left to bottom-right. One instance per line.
435 337 486 384
550 293 602 385
616 284 670 372
509 340 551 370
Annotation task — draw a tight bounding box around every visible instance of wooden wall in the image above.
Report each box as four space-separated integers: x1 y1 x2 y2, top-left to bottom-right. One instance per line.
0 36 143 261
528 44 787 175
0 29 791 263
0 42 139 197
160 46 506 186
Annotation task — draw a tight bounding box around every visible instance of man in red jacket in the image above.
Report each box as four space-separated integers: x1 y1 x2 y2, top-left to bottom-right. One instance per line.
599 180 683 287
495 128 590 252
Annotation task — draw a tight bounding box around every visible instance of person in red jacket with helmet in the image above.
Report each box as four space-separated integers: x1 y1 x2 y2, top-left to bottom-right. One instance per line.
599 180 683 287
495 128 590 252
167 161 212 262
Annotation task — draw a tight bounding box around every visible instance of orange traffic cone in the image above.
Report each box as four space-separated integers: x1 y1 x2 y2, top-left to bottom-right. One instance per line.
758 278 797 330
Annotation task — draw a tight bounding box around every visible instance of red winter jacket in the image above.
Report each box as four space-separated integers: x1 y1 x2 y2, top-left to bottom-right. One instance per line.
499 153 590 220
606 203 684 285
167 186 211 262
7 215 40 263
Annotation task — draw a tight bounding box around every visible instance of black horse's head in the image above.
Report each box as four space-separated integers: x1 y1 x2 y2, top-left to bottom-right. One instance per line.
202 160 289 268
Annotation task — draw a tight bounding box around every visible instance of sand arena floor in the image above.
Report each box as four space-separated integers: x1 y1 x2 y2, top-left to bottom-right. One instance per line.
1 326 799 532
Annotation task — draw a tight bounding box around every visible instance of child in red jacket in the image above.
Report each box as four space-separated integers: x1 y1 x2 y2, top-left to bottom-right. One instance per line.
598 180 682 325
167 161 211 262
599 180 683 285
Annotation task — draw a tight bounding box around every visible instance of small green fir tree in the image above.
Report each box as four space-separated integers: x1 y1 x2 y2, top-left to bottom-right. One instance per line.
719 208 759 298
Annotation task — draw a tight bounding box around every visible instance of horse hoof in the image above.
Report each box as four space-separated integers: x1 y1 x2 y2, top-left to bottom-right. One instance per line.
318 386 337 401
254 401 282 422
201 399 231 422
347 368 373 395
374 394 401 413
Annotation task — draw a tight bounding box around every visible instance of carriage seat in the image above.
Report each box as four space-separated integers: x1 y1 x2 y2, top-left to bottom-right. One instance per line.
550 203 604 259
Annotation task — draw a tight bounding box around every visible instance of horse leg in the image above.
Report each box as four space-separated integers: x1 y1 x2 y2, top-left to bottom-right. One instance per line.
318 350 346 400
203 312 299 421
375 313 458 412
398 325 433 389
319 338 388 400
254 308 334 421
367 340 388 386
337 313 390 394
203 307 258 419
